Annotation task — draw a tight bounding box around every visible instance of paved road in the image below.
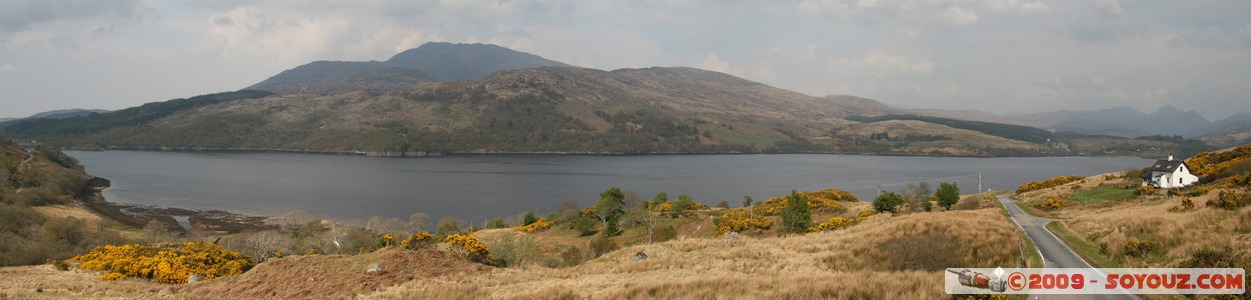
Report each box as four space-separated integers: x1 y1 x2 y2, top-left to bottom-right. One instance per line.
999 195 1138 300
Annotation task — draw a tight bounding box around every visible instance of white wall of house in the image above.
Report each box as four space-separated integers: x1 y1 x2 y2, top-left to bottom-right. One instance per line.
1143 164 1199 188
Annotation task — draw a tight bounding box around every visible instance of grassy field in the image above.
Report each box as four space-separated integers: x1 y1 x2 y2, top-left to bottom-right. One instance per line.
0 204 1025 299
1071 186 1135 204
1015 171 1251 272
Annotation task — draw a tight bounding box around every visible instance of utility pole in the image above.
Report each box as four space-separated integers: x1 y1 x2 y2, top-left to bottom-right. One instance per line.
978 173 983 193
877 185 882 197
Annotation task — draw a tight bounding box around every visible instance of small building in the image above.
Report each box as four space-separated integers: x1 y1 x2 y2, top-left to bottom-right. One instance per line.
1141 153 1199 188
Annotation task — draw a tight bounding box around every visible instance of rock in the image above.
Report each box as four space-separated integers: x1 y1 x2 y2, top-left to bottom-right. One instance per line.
633 251 648 261
367 263 383 274
724 231 739 244
188 274 203 283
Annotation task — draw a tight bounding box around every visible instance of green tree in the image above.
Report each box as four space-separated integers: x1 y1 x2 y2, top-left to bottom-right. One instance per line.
670 194 695 217
489 217 507 229
742 196 754 208
873 192 904 214
715 201 729 209
653 192 668 204
780 190 813 233
435 217 459 236
596 187 626 236
936 182 960 210
521 212 538 226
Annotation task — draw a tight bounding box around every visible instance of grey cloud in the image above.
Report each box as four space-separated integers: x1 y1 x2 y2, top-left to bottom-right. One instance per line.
0 0 146 33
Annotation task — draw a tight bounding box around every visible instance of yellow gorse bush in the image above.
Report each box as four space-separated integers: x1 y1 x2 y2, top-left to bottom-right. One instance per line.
1036 198 1067 210
713 209 772 234
70 242 253 284
400 232 433 250
514 217 554 232
440 234 491 264
810 211 873 232
752 188 856 216
1016 175 1085 194
1186 144 1251 177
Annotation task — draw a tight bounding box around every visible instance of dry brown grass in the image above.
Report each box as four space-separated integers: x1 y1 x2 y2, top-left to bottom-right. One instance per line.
1017 172 1251 269
0 264 174 299
363 208 1020 299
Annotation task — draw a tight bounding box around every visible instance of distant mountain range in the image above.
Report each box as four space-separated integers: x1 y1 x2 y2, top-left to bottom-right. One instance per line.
0 108 110 124
0 43 1233 157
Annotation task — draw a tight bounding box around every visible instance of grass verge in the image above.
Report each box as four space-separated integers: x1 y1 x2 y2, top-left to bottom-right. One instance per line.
1073 186 1134 204
1045 222 1123 268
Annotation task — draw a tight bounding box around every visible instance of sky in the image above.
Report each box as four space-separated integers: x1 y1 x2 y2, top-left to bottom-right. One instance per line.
1 0 1249 120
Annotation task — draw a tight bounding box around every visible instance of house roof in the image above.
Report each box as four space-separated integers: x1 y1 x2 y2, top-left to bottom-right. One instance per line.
1146 159 1188 173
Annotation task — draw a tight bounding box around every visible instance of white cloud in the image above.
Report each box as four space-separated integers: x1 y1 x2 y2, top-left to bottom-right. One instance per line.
934 7 979 28
1092 0 1123 17
767 46 783 54
826 51 933 78
0 63 13 72
698 53 745 76
984 0 1051 15
1140 88 1169 103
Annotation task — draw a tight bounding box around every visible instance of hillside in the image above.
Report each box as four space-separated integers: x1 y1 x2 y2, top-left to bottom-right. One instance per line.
2 66 922 155
245 42 571 95
0 42 1129 157
1011 147 1250 294
0 201 1024 299
0 139 130 266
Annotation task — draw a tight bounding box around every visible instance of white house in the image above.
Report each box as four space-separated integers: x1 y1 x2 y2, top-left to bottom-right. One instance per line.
1141 154 1199 188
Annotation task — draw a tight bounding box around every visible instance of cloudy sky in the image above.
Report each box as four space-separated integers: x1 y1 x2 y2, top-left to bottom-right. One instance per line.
2 0 1249 120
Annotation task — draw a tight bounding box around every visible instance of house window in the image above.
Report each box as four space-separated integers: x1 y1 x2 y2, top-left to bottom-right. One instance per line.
1178 178 1182 185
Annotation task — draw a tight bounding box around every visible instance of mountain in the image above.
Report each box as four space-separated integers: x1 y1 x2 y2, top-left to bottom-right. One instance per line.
0 109 111 127
3 64 1046 155
245 42 570 95
1197 112 1251 147
3 43 1129 157
383 42 572 82
1138 105 1211 137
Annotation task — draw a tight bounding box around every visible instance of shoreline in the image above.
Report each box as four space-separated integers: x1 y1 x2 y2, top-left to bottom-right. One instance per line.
60 145 1143 159
75 176 275 235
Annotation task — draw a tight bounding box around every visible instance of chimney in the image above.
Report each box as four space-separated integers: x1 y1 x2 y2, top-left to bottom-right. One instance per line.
1168 152 1174 161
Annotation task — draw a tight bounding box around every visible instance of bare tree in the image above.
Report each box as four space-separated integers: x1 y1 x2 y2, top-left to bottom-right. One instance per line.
408 212 430 232
366 216 407 235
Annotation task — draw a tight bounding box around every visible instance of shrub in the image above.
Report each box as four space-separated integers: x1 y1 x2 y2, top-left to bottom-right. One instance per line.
570 217 598 236
1189 186 1212 197
514 217 554 232
1121 237 1154 257
588 235 618 259
1133 185 1156 196
46 259 68 271
1206 190 1251 210
653 225 677 243
877 232 957 272
873 192 904 214
669 195 696 218
379 234 396 248
440 234 491 264
1036 198 1067 210
780 190 813 233
936 182 959 210
521 212 538 227
713 209 772 234
1167 198 1196 213
560 247 585 267
811 217 856 232
715 201 729 209
400 232 433 250
752 188 855 216
1016 175 1085 194
488 232 540 267
488 218 507 229
70 242 253 284
435 217 460 237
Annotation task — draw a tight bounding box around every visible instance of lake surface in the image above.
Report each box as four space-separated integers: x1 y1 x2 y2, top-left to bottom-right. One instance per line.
67 151 1151 225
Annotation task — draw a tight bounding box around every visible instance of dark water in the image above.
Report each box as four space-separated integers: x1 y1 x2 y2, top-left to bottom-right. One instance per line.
66 151 1150 225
